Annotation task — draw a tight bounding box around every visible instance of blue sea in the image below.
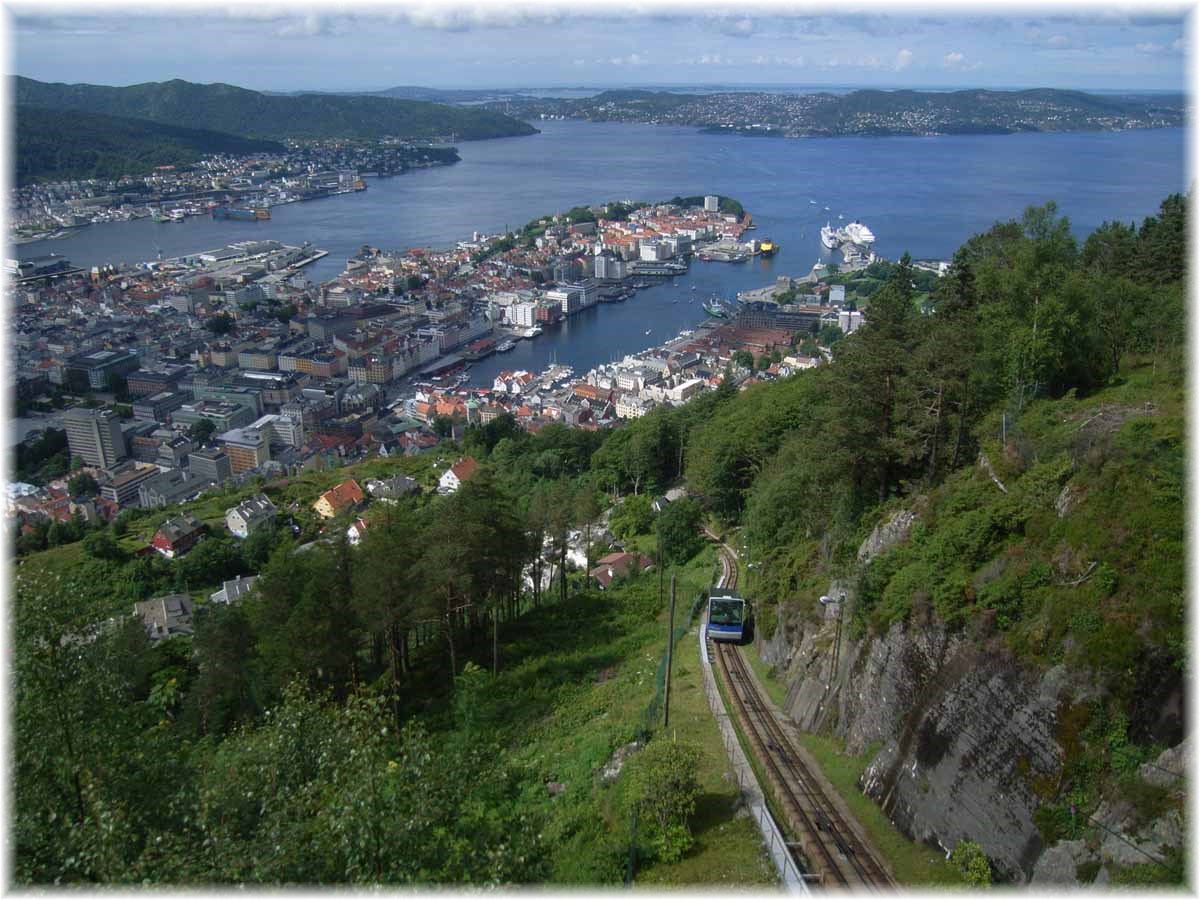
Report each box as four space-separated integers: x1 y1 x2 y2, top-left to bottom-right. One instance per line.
15 120 1185 385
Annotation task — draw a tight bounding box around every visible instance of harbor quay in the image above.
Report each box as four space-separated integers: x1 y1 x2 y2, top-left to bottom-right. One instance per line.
9 193 918 512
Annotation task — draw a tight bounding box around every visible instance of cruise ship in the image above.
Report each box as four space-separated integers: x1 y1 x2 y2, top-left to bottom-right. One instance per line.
821 220 876 251
844 221 876 246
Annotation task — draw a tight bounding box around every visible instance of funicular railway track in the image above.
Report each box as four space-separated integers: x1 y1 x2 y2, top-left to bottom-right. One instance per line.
706 533 893 891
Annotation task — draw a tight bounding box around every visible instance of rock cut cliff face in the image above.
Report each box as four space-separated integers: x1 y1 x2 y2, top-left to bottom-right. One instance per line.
756 509 1175 884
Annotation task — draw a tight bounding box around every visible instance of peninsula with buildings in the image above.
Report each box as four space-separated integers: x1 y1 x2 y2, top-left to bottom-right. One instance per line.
8 193 905 529
11 74 534 239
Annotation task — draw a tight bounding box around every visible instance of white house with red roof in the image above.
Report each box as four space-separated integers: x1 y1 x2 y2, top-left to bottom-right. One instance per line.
438 456 479 495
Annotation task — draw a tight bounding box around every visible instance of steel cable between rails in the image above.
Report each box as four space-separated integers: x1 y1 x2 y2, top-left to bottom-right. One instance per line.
721 642 893 890
714 637 843 885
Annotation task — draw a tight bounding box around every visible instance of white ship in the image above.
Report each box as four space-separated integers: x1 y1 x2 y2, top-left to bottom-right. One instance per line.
820 220 876 251
843 221 876 246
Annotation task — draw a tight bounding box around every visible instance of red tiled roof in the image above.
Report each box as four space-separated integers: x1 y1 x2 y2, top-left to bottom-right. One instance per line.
319 479 364 512
450 456 478 481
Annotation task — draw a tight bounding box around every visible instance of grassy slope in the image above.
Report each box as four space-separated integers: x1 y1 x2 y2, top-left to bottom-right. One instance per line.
440 544 774 884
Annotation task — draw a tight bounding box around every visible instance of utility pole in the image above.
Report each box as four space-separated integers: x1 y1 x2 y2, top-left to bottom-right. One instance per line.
664 574 677 728
658 528 664 609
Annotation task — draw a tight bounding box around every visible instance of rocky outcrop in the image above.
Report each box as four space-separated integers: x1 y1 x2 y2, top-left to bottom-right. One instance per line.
857 509 918 564
755 505 1185 884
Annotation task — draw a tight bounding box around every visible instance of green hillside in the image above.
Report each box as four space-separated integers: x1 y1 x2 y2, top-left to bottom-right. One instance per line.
15 104 286 183
13 76 539 141
11 194 1186 885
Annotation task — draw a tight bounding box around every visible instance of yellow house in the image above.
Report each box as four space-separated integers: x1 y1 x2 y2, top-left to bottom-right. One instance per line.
312 478 365 519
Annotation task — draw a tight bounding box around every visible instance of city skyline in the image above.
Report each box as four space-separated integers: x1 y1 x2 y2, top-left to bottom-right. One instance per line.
8 3 1190 93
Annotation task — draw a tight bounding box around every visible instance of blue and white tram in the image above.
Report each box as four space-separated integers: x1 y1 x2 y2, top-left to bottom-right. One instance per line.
708 589 746 642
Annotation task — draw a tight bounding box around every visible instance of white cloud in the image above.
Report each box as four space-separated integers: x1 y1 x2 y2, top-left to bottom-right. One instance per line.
609 53 646 66
1136 36 1186 55
825 54 882 70
1046 34 1070 48
895 48 914 70
749 54 804 67
943 50 982 71
276 14 339 38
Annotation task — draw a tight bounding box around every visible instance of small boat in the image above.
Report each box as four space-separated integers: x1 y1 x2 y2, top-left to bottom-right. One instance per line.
838 214 845 220
809 199 817 204
691 285 697 291
824 206 830 211
645 329 652 335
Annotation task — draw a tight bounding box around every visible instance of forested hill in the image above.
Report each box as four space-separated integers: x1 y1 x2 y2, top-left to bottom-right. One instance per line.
15 105 287 183
13 76 539 141
12 196 1186 885
487 87 1184 136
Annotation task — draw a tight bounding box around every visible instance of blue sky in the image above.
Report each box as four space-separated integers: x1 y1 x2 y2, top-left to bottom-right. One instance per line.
7 3 1190 92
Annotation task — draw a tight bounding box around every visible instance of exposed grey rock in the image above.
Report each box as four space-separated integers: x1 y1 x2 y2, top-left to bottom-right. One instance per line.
1055 483 1084 518
1100 831 1158 867
1029 839 1091 885
857 509 917 564
1092 864 1110 885
1146 808 1184 851
754 500 1185 886
1138 738 1189 789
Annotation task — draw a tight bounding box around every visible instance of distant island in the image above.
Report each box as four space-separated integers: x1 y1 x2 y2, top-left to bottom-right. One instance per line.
13 76 539 142
485 88 1185 137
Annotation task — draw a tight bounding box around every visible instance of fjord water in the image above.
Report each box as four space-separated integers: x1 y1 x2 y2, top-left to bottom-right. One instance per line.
20 120 1184 383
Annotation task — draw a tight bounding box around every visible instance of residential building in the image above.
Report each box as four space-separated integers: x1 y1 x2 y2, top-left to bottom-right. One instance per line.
151 514 205 558
589 551 655 589
237 347 278 371
225 494 277 539
366 474 421 502
210 575 259 605
346 516 370 546
313 478 364 519
63 406 127 468
134 593 194 641
437 456 479 494
138 468 209 509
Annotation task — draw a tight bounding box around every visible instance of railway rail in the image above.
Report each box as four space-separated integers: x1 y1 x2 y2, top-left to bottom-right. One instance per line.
706 532 893 891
